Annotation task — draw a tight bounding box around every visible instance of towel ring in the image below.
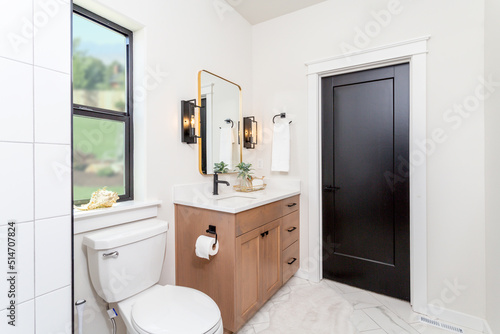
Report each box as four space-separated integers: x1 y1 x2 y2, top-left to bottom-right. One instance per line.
272 112 292 124
225 119 234 128
219 119 234 129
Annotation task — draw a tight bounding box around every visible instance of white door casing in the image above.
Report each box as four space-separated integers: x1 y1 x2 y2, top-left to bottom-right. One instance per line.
306 36 429 314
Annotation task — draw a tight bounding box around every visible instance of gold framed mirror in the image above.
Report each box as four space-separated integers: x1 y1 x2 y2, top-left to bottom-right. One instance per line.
198 70 242 175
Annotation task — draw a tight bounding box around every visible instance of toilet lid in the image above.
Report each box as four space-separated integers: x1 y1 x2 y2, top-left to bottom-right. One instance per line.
131 285 221 334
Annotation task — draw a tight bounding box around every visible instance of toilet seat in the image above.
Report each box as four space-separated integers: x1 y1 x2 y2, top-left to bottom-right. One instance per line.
126 284 222 334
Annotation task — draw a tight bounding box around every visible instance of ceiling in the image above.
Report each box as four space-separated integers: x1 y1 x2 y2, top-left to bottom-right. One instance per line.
228 0 328 25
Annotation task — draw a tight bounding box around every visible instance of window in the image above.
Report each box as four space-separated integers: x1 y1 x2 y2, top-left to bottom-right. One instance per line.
72 5 133 204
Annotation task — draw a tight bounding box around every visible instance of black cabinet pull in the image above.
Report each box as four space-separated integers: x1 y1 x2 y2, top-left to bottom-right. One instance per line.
287 258 297 265
323 185 341 192
260 231 269 238
287 203 297 208
287 227 297 232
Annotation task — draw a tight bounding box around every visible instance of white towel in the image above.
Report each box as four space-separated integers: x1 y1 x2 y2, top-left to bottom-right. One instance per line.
271 121 290 172
219 127 233 169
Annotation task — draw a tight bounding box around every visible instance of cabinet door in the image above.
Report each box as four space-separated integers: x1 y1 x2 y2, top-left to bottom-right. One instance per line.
260 219 282 301
236 227 262 325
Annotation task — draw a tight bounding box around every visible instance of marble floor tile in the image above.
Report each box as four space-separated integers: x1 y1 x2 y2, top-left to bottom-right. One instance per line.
360 329 388 334
260 281 354 333
236 278 474 334
328 280 366 294
237 324 256 334
351 310 381 331
269 285 292 304
363 306 420 334
370 292 421 324
343 291 384 310
286 276 312 287
319 279 344 294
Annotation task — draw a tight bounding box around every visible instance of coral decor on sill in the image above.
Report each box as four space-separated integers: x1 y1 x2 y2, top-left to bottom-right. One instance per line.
74 187 119 211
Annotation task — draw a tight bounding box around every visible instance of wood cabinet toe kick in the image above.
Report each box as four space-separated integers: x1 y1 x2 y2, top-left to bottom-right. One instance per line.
175 194 300 333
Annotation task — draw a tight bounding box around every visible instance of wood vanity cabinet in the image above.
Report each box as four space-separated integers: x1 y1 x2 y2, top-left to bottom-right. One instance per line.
175 195 300 333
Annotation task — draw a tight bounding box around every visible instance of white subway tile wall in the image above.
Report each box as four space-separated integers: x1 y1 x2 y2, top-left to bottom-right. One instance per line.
0 0 33 63
35 285 72 333
0 222 35 306
0 58 34 143
34 67 71 144
0 143 34 225
33 0 71 74
0 0 72 333
35 216 72 296
34 143 72 219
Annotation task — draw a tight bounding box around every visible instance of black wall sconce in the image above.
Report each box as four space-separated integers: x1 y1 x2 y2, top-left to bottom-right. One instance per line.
243 116 257 149
181 99 200 144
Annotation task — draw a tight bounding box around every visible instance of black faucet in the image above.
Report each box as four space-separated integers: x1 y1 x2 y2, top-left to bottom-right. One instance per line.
213 173 230 195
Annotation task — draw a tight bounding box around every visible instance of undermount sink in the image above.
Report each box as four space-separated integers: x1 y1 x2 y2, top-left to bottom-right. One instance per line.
215 195 257 206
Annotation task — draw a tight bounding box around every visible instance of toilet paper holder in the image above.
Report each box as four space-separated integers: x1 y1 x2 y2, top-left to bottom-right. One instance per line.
206 225 218 245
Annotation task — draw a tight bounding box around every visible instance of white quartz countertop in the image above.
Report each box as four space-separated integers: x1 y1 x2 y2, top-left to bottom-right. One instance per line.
173 178 300 214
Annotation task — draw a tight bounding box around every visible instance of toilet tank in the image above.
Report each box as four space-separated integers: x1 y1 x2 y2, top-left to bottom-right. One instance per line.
83 219 168 303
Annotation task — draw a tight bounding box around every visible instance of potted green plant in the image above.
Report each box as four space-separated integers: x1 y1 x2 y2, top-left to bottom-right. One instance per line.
235 162 253 189
213 161 229 174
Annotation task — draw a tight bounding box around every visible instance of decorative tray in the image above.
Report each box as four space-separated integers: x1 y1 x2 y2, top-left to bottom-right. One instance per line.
233 177 266 192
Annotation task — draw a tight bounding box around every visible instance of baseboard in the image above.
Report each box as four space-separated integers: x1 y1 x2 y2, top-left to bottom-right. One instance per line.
424 304 485 333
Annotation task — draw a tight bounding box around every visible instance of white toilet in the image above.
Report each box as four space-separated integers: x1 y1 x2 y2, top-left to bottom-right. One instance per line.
83 219 223 334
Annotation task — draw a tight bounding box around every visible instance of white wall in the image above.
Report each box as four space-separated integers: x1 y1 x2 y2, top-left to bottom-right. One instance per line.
484 0 500 332
0 0 72 333
251 0 486 320
72 0 252 332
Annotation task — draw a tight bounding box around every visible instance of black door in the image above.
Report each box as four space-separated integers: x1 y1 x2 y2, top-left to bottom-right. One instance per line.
321 64 410 301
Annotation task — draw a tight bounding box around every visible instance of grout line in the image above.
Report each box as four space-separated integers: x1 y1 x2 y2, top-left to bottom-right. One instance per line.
0 54 34 67
35 214 72 222
34 284 72 300
0 139 35 145
33 141 71 146
33 63 71 75
0 297 36 313
0 220 34 227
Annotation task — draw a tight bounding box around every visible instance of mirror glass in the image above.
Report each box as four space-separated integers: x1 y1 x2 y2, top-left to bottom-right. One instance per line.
198 70 242 174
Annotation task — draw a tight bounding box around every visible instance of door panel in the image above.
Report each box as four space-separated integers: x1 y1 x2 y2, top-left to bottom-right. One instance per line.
236 230 260 321
333 80 395 264
260 219 282 301
321 63 410 301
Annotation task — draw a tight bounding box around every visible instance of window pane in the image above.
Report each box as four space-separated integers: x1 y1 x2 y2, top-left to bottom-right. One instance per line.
73 13 127 112
73 116 126 202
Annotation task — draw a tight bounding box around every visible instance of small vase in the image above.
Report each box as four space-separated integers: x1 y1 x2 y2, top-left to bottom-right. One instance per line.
239 177 252 190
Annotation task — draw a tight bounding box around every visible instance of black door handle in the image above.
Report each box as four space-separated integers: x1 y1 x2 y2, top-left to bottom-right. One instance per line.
287 258 297 265
287 227 297 232
324 185 341 192
287 203 297 208
261 231 269 238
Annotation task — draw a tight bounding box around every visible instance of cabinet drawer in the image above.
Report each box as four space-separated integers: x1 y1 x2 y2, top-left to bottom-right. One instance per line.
282 241 299 283
281 211 299 250
282 195 300 216
236 200 283 237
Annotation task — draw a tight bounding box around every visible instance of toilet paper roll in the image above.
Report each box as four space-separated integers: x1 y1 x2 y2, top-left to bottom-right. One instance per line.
195 235 219 259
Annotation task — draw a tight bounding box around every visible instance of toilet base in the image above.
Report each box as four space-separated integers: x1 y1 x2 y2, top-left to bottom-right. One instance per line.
117 284 224 334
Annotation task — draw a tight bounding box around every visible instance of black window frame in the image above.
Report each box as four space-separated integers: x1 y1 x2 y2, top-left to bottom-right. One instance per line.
72 5 134 205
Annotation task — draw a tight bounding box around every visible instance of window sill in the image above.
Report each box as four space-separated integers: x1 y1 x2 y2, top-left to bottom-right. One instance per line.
73 200 162 234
